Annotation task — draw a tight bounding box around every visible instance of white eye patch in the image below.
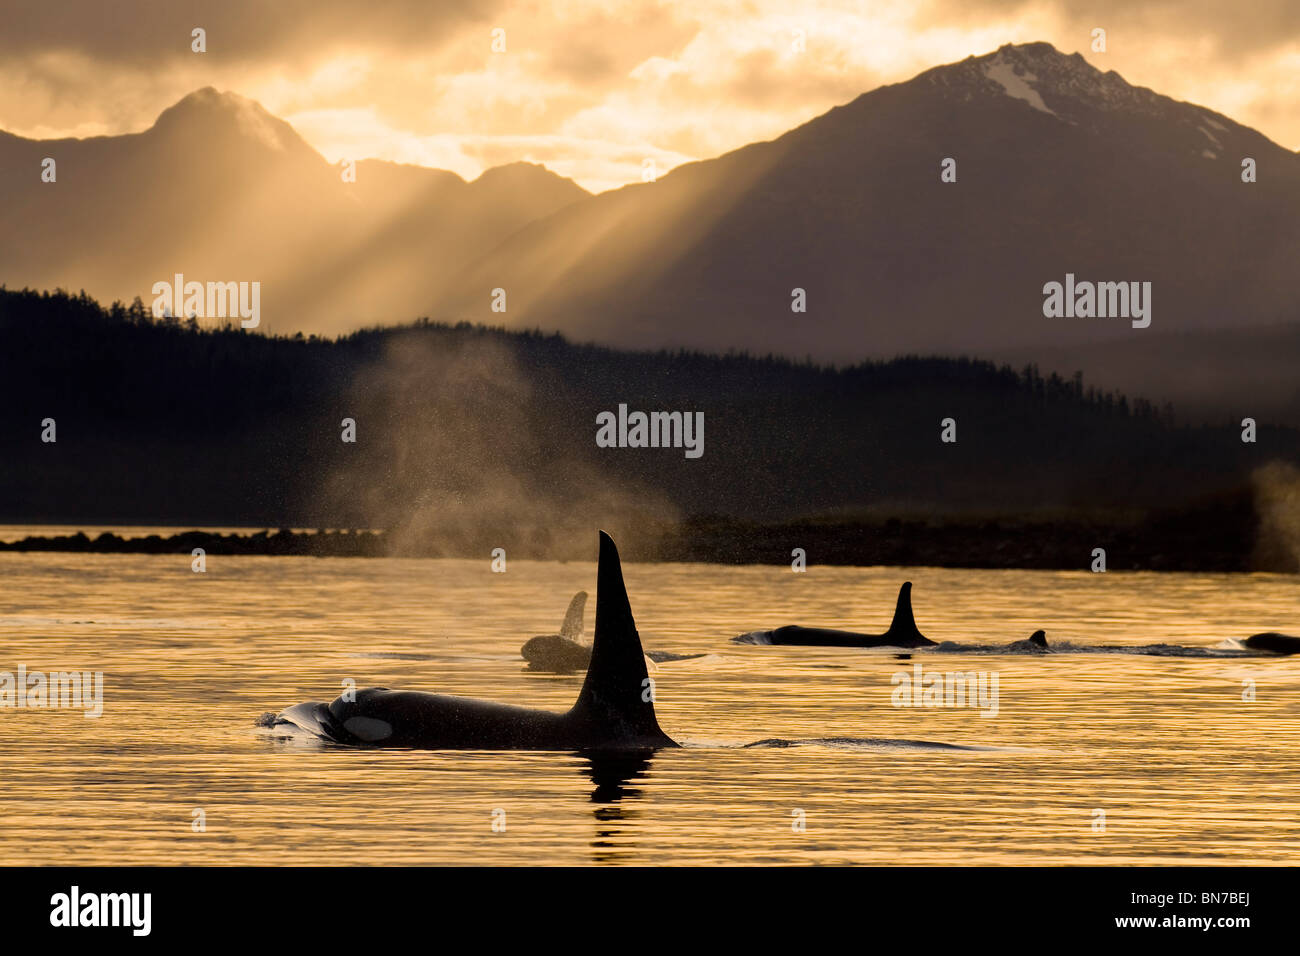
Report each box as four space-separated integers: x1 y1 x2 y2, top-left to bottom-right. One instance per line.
344 716 394 742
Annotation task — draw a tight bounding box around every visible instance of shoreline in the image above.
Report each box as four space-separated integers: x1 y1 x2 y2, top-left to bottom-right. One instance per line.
0 511 1287 573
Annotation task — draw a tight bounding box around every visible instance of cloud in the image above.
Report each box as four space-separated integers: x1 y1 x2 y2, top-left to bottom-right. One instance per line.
0 0 503 64
1 0 1297 192
929 0 1300 59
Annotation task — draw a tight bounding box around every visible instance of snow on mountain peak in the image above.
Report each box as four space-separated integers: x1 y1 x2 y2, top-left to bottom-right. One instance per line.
982 49 1055 115
910 42 1254 169
924 42 1165 120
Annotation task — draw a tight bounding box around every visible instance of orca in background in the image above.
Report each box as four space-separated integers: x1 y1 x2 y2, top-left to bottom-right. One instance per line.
734 582 936 648
521 591 592 671
1007 629 1050 652
272 532 677 749
522 589 705 673
977 630 1300 656
1242 632 1300 655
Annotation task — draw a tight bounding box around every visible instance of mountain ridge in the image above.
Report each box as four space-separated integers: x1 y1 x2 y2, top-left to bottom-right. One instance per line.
0 86 589 332
3 44 1297 419
436 41 1299 420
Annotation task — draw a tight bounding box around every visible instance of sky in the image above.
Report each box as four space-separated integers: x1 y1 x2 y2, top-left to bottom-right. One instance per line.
2 0 1299 192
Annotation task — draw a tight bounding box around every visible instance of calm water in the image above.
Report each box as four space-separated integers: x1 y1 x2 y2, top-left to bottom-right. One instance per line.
1 548 1298 865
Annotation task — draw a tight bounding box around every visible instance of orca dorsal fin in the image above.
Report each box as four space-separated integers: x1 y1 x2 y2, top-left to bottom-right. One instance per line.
570 532 673 746
559 591 587 641
886 582 923 639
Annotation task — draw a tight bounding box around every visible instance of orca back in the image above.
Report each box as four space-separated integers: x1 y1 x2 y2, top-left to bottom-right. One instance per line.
1243 632 1300 655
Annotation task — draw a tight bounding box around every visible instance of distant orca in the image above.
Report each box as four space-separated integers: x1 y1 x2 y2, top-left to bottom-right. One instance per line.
1007 629 1051 652
734 582 936 648
1023 629 1300 656
272 532 677 750
981 630 1300 657
521 589 704 672
1242 632 1300 655
521 591 591 671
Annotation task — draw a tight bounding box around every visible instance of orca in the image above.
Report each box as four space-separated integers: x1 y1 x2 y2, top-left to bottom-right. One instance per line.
520 591 591 671
272 532 677 750
521 589 704 672
1011 630 1300 657
1007 629 1051 652
1242 632 1300 655
734 582 936 648
981 630 1300 657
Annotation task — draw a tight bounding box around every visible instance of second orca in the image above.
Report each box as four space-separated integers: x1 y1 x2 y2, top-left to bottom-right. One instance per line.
521 590 707 672
734 582 936 648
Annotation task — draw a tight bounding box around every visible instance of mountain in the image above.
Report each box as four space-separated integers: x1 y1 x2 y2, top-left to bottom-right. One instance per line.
443 42 1300 390
0 88 588 333
5 48 1299 420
